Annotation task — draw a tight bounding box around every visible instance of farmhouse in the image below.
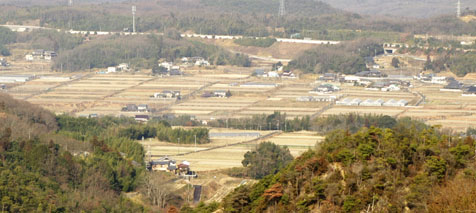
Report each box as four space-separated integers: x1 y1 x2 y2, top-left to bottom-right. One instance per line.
0 58 9 66
32 49 44 58
122 104 138 112
137 104 149 112
240 82 278 88
381 84 401 92
148 156 177 172
355 70 383 78
319 73 338 82
44 51 57 61
154 91 181 99
310 84 340 94
266 71 280 78
463 86 476 96
213 90 228 98
169 69 182 76
159 62 174 70
26 50 56 61
195 59 210 66
135 115 150 122
107 67 117 73
441 80 463 92
0 84 5 90
117 63 129 71
281 70 296 78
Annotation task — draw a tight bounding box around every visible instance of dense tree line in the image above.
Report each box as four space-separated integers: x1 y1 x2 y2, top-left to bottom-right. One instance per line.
0 93 58 139
222 119 476 212
447 53 476 76
0 26 16 56
242 142 294 179
118 122 210 144
17 29 84 52
0 94 145 211
52 35 250 71
0 128 145 212
287 39 383 74
207 112 311 132
424 52 476 76
312 113 398 134
2 1 476 42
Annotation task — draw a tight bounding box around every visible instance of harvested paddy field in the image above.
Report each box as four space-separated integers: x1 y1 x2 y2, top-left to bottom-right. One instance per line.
140 129 323 171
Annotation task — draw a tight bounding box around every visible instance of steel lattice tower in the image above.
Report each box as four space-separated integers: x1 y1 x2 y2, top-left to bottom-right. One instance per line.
457 0 461 18
279 0 286 17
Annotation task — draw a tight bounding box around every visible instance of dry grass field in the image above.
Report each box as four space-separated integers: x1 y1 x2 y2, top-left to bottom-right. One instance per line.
139 129 323 171
4 65 475 132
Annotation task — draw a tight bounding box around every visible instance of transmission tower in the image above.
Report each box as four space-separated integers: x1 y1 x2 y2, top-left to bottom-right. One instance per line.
279 0 286 17
132 5 137 33
457 0 461 18
68 0 73 6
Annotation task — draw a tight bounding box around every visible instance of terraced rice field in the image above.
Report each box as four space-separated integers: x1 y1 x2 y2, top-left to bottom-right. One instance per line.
141 129 323 171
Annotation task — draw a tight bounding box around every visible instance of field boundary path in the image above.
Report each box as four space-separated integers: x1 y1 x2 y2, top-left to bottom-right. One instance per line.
23 73 93 101
72 76 158 114
152 131 282 158
154 80 219 114
414 91 426 106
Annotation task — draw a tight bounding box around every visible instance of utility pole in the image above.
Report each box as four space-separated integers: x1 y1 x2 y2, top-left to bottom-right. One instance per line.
132 5 137 33
194 135 197 152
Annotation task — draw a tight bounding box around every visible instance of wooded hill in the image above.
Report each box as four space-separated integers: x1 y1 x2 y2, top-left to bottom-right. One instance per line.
0 93 146 212
52 34 251 71
222 118 476 212
1 0 476 40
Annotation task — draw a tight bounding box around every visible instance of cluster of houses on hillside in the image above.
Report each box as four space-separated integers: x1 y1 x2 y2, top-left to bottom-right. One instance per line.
317 71 410 92
336 98 408 107
152 91 181 99
181 57 210 67
253 69 296 79
155 57 210 76
104 63 129 73
414 73 449 84
25 49 57 61
147 156 197 178
439 78 476 96
202 90 231 98
122 104 149 112
309 84 340 94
